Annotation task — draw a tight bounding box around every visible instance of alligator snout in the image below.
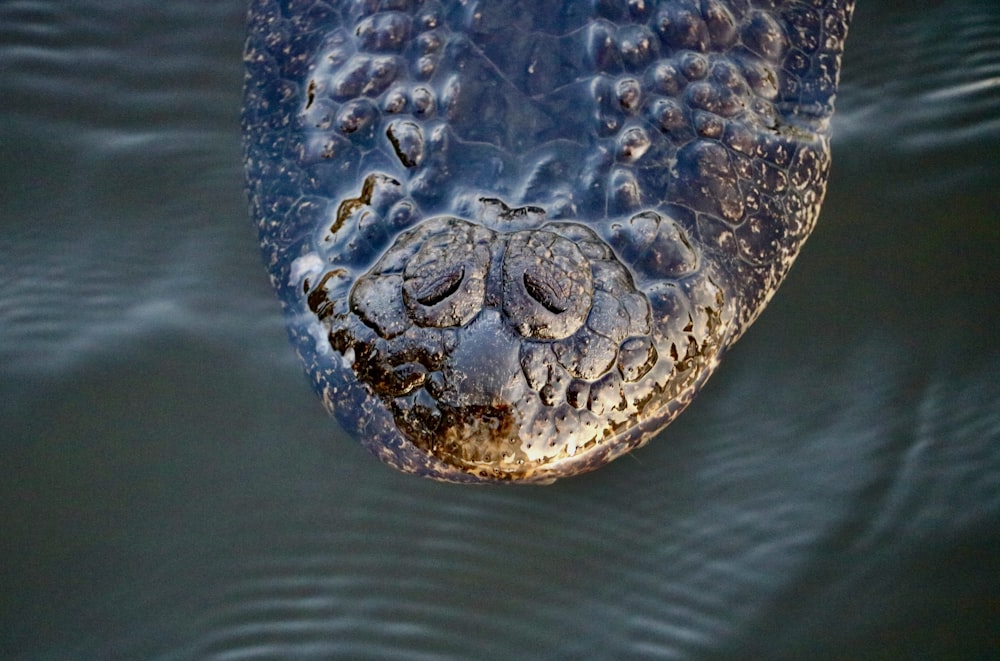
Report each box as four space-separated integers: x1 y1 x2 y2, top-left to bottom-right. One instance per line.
319 215 670 478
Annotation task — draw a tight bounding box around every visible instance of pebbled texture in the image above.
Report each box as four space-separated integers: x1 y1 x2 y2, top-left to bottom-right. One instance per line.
242 0 854 483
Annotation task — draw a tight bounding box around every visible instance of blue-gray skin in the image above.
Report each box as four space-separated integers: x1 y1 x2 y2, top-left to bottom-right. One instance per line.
243 0 854 483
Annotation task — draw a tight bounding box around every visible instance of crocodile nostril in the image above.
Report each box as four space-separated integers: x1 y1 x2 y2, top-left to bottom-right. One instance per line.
414 265 465 306
396 217 494 328
523 270 568 314
502 230 593 340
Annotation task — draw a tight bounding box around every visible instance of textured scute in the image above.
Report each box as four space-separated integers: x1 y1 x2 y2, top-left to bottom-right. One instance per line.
243 0 854 483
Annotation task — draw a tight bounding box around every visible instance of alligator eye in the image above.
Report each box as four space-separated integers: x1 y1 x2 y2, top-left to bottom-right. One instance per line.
502 230 593 340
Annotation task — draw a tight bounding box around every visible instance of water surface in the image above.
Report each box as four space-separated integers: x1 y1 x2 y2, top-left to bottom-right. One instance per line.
2 0 998 658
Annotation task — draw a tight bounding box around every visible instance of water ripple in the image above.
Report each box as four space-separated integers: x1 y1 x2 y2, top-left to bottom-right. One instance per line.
128 344 909 659
2 0 998 659
0 0 266 375
835 0 1000 151
0 0 242 131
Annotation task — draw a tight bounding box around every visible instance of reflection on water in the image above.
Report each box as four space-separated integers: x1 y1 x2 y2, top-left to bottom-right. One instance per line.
2 0 998 658
836 0 1000 153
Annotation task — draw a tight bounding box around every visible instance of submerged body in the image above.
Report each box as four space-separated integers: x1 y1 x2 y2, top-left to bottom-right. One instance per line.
243 0 854 483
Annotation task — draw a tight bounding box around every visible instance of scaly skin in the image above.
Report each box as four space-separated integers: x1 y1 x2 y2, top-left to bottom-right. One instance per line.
242 0 854 483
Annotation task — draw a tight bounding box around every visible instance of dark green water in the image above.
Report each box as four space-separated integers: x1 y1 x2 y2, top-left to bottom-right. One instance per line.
2 0 998 658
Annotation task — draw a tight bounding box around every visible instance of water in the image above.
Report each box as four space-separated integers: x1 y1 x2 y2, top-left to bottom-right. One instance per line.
2 0 998 658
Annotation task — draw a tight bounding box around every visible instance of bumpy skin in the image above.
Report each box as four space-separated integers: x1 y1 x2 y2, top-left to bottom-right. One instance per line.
243 0 854 483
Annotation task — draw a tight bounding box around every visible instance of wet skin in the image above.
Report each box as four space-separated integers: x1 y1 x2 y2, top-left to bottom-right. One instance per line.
242 0 855 483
